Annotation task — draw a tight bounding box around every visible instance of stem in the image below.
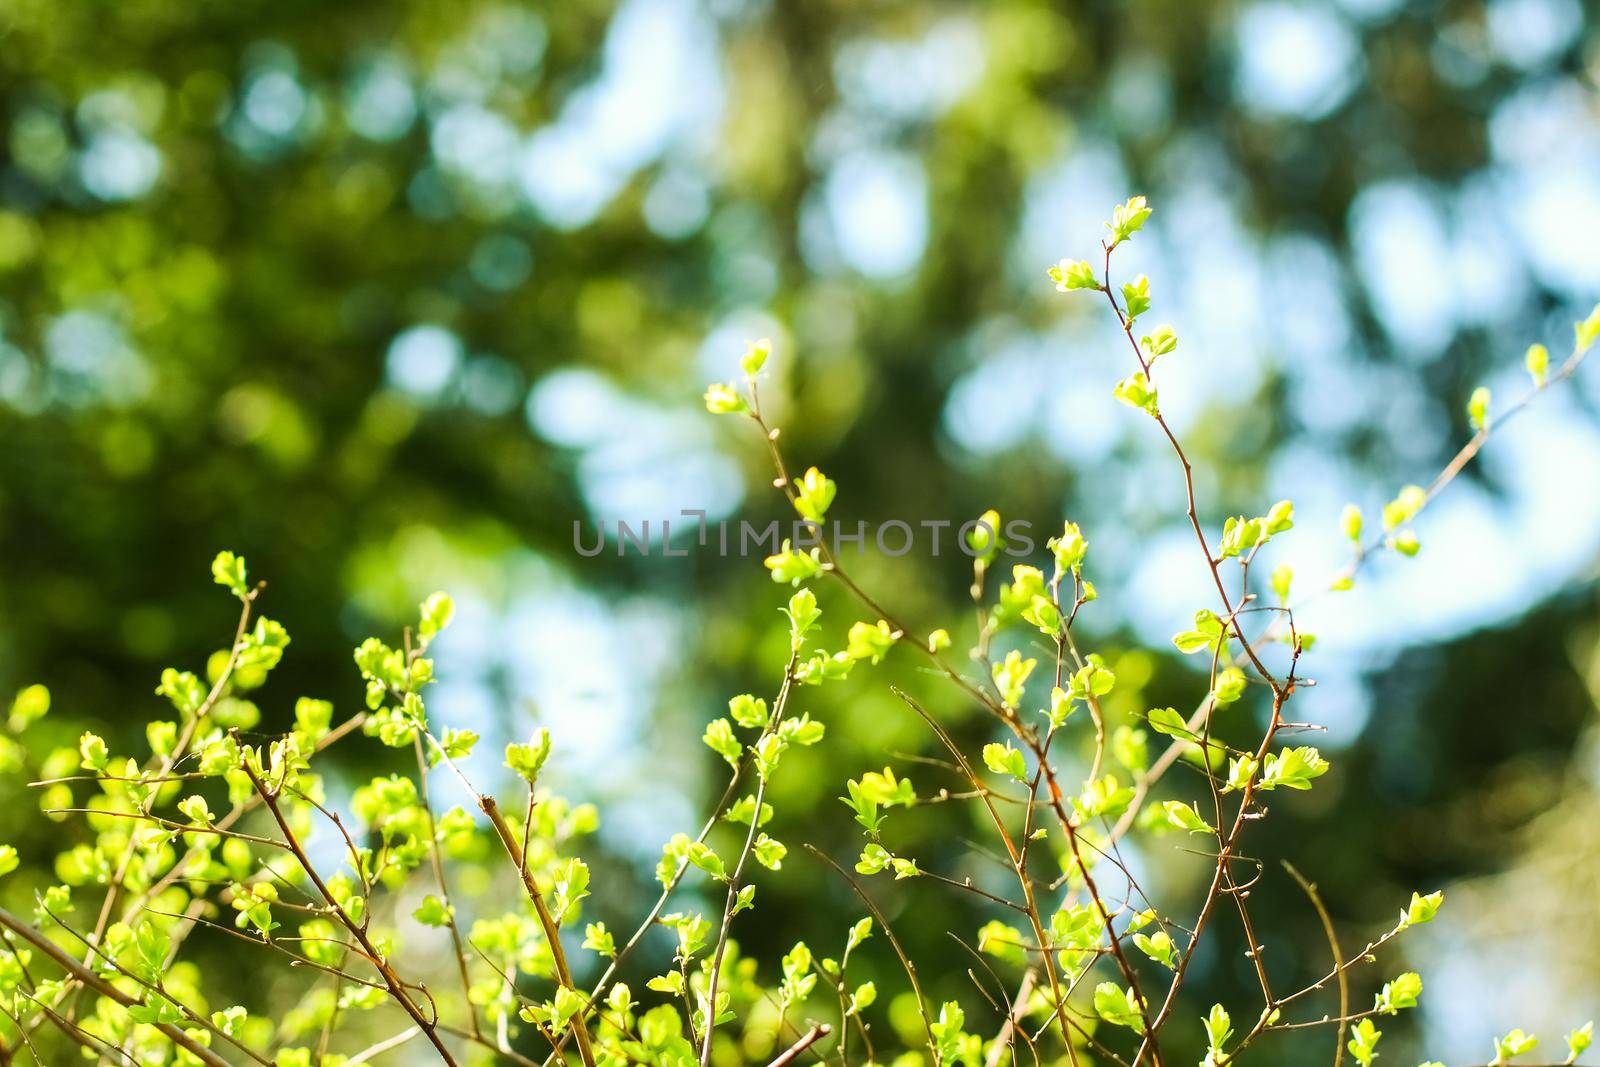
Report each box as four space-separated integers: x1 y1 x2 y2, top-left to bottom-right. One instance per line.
243 762 461 1066
479 794 599 1067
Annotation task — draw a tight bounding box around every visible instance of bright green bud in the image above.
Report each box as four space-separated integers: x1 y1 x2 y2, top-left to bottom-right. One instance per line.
741 337 771 377
211 550 249 597
1525 343 1549 386
1270 564 1293 602
793 466 836 522
1049 521 1088 577
1122 275 1151 319
845 619 897 664
1340 504 1364 542
79 732 109 772
1577 302 1600 354
418 592 455 642
1468 386 1491 431
505 728 552 783
704 382 747 415
1048 258 1098 292
1140 325 1177 360
1107 195 1152 244
1112 372 1159 417
765 541 823 586
1382 485 1426 530
9 684 50 732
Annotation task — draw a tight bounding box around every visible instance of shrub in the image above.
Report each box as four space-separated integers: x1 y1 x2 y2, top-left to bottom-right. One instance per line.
1 197 1596 1067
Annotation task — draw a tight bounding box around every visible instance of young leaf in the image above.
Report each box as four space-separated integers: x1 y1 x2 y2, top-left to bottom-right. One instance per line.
1092 982 1144 1032
1347 1018 1381 1067
1048 258 1098 292
1161 800 1214 835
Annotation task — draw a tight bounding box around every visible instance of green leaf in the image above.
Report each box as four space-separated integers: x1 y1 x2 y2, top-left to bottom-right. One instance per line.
1067 657 1116 702
1122 275 1151 320
1048 258 1098 292
1212 668 1247 706
1468 386 1491 431
418 592 455 641
840 780 883 834
785 589 821 647
1348 1018 1381 1067
752 833 787 871
704 382 747 415
1140 324 1177 360
1264 498 1295 535
132 919 171 983
1399 890 1443 929
437 727 478 763
1093 982 1144 1032
1525 342 1549 386
211 550 249 597
982 741 1028 782
732 884 756 915
686 842 727 881
1341 504 1365 542
1270 564 1293 602
1374 972 1421 1014
702 718 742 768
991 650 1036 709
1146 706 1192 740
552 859 590 922
583 921 617 957
8 684 49 732
846 619 897 664
1172 610 1225 655
1383 485 1427 530
0 845 18 879
78 732 108 772
413 894 454 928
1021 594 1061 636
1107 195 1152 244
1218 515 1264 558
1161 800 1213 835
1133 929 1177 969
1493 1029 1539 1063
1204 1004 1233 1056
973 919 1026 965
1260 746 1329 791
741 337 771 377
846 981 876 1015
505 728 553 783
1566 1021 1593 1061
857 767 915 808
793 466 837 522
1576 302 1600 354
1041 685 1074 729
1112 371 1159 417
1074 775 1135 820
764 541 823 586
727 694 769 730
1223 754 1258 793
177 795 213 827
647 970 686 996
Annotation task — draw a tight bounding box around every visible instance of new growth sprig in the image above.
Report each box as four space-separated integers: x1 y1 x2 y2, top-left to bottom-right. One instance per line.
705 194 1597 1067
0 196 1592 1067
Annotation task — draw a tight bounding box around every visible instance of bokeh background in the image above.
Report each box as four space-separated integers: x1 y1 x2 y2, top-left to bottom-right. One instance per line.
1 0 1598 1062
